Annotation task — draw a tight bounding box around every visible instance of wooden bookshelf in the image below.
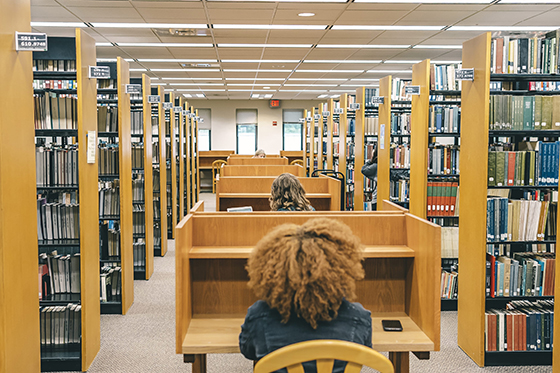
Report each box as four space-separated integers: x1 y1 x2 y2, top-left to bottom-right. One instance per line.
409 60 431 219
355 87 366 211
178 98 186 222
318 104 325 170
156 86 168 257
140 74 154 280
195 109 200 203
325 99 334 170
183 102 191 214
339 94 349 209
377 77 392 211
165 92 177 240
1 1 40 371
302 109 308 176
309 108 316 175
188 106 198 210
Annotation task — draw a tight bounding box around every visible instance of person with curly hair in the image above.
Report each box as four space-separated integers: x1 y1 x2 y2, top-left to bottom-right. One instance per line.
239 218 372 371
269 173 315 211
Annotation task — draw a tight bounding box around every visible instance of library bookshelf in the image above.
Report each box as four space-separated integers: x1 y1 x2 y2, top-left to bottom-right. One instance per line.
458 32 560 368
32 31 101 371
154 85 168 257
195 109 200 204
164 92 177 240
354 87 367 211
325 99 335 170
178 98 186 223
98 57 134 315
188 107 200 210
377 76 392 212
303 109 309 176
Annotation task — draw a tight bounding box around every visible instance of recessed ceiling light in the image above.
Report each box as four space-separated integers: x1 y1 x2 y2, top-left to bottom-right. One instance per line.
213 24 327 30
318 94 329 98
264 94 273 98
218 44 312 48
91 23 208 29
330 95 340 98
117 43 213 48
251 94 260 99
316 44 410 49
263 87 271 89
331 25 444 31
298 12 315 17
183 94 192 98
196 94 206 98
150 68 220 72
30 22 86 27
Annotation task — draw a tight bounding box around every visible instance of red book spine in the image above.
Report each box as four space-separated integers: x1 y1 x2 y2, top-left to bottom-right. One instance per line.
507 152 516 186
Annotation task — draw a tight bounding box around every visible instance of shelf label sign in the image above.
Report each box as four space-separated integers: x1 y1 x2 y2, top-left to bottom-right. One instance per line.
314 114 321 120
182 110 188 116
15 32 47 51
405 86 421 95
380 124 385 150
299 118 305 123
87 131 96 164
173 106 182 113
89 66 110 79
349 103 361 110
148 95 160 103
195 116 200 121
162 102 172 109
334 108 344 114
199 118 204 123
371 96 385 105
455 68 474 81
125 84 141 94
322 111 330 117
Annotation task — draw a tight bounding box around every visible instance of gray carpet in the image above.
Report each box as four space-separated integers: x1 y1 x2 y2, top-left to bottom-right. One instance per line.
60 193 552 372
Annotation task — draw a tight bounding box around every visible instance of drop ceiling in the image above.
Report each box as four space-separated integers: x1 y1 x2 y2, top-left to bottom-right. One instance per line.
30 0 560 100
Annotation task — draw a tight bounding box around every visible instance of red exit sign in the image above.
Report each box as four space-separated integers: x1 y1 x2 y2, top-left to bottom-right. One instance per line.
269 99 281 108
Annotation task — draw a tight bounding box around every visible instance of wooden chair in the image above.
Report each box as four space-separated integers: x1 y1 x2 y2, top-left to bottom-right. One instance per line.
290 159 304 167
253 340 395 373
212 160 227 193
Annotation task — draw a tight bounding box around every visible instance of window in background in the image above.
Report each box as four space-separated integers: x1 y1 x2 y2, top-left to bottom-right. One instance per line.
236 109 258 154
283 109 304 151
199 129 210 151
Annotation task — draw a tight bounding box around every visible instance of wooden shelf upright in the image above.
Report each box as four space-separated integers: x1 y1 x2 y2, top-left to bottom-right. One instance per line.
354 87 366 211
178 98 186 221
339 94 349 196
309 108 316 174
188 106 199 209
377 76 392 211
182 102 191 214
1 1 41 371
409 60 431 219
140 74 154 280
303 109 309 176
195 109 200 203
318 104 325 169
164 93 177 240
325 99 334 170
156 86 168 257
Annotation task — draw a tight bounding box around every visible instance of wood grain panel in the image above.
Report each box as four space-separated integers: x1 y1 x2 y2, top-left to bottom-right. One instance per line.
158 86 168 256
195 109 200 203
355 87 365 211
221 165 304 177
142 74 154 280
279 151 303 165
190 106 196 210
76 29 101 370
227 157 288 166
117 57 134 314
169 93 177 238
377 76 392 211
409 60 430 219
457 32 491 367
303 109 308 176
191 201 205 214
404 214 441 351
199 150 235 169
175 213 193 353
309 107 316 174
326 100 334 170
382 200 409 212
0 1 41 370
178 98 185 225
356 259 408 313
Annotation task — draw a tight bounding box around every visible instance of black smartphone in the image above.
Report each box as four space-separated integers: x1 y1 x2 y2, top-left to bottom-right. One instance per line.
382 320 403 332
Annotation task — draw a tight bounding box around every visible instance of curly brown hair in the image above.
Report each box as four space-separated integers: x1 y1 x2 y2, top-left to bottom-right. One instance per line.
269 173 313 211
246 218 364 329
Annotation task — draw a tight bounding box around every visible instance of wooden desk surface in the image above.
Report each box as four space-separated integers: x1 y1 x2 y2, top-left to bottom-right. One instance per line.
182 313 434 355
189 245 415 259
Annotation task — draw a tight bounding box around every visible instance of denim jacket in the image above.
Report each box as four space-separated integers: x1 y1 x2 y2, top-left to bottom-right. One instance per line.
239 299 372 373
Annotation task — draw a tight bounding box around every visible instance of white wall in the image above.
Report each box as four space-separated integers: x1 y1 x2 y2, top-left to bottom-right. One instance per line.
187 99 322 154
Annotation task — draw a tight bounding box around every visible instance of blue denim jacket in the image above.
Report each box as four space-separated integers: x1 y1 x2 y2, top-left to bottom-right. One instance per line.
239 299 372 373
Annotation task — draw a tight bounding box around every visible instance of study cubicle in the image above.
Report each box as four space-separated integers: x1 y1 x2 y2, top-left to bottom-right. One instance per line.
220 165 305 177
175 204 441 373
226 157 288 166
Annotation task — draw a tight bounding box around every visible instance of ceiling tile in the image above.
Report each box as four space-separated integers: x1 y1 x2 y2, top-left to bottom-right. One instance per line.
31 5 81 21
206 2 277 10
322 30 384 40
67 6 144 21
31 0 60 5
515 11 560 26
209 9 275 23
489 4 559 12
131 1 203 8
31 26 79 37
212 29 269 40
216 49 265 59
335 10 410 24
57 0 134 7
167 49 219 58
398 10 476 25
384 48 449 60
456 9 546 26
135 7 207 22
118 47 176 58
261 49 310 59
347 3 417 11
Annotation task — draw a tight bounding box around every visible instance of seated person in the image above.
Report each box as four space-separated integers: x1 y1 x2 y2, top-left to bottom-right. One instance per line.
361 148 377 210
253 149 266 158
239 218 371 372
269 173 315 211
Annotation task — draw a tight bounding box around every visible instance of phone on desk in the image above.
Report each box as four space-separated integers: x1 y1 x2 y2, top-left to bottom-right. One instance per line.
382 320 403 332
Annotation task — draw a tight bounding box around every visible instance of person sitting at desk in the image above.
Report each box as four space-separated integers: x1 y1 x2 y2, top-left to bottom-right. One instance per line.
239 218 372 372
361 148 377 211
269 173 315 211
253 149 266 158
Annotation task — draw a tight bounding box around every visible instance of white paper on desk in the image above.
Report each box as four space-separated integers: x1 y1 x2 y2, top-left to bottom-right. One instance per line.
380 124 385 150
87 131 96 164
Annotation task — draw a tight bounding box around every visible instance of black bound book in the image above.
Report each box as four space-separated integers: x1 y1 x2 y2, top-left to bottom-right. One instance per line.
519 38 529 74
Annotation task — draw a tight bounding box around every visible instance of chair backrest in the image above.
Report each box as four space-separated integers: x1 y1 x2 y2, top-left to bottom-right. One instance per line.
253 340 394 373
290 159 304 166
212 160 227 173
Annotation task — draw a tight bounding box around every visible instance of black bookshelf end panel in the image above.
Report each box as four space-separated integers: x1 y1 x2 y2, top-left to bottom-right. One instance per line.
485 351 552 366
41 347 81 372
441 299 457 311
35 129 78 138
100 302 122 315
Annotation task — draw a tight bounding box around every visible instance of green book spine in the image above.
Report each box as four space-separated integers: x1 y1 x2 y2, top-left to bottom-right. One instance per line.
523 96 533 130
542 96 553 129
552 95 560 130
530 151 536 186
490 96 494 130
520 151 526 186
488 151 497 186
534 95 542 129
496 152 506 187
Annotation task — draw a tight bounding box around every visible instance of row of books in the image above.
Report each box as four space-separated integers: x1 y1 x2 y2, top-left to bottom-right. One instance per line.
430 64 462 92
486 253 555 298
390 112 411 135
441 270 458 300
154 224 161 248
345 185 354 211
132 144 144 169
133 241 146 269
485 300 554 352
98 79 117 89
427 182 459 217
442 226 459 258
99 221 119 259
347 118 356 136
133 206 145 235
488 144 559 187
33 59 76 72
153 198 161 220
132 178 144 202
131 111 143 135
364 88 380 106
491 32 560 75
428 146 460 176
428 106 460 134
39 252 80 296
346 142 355 158
100 265 121 303
37 198 80 241
486 197 552 242
33 79 77 90
529 82 560 91
152 142 160 164
346 164 354 185
40 304 81 347
489 95 560 130
390 144 410 169
99 182 120 218
97 106 118 133
99 145 119 176
153 168 160 193
36 146 78 187
34 93 77 130
332 120 340 137
390 179 409 203
391 78 412 101
364 117 378 136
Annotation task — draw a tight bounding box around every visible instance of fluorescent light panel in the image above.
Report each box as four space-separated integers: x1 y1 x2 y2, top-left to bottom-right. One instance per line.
213 24 327 30
448 26 559 31
91 23 208 29
130 68 147 71
289 78 347 81
355 0 491 2
117 43 213 47
414 45 462 49
284 84 338 87
280 90 326 92
225 78 286 81
384 60 422 64
318 95 329 98
366 70 412 73
137 59 218 63
196 94 205 97
331 25 444 31
96 43 113 47
161 77 223 80
221 59 300 63
316 44 410 49
209 0 345 2
229 89 280 92
169 83 224 86
264 94 273 98
183 94 192 98
30 22 86 27
295 70 365 73
218 43 312 48
150 68 220 72
227 84 282 86
350 79 380 81
303 60 382 63
223 69 292 72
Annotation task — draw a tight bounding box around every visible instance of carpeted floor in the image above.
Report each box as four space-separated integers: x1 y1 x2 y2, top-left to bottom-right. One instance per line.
60 193 553 372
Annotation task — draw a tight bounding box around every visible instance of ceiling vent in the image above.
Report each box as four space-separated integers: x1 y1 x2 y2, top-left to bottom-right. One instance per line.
180 63 220 68
154 28 210 38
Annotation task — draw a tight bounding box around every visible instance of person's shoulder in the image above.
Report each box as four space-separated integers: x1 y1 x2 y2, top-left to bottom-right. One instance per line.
245 300 273 322
338 300 372 325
